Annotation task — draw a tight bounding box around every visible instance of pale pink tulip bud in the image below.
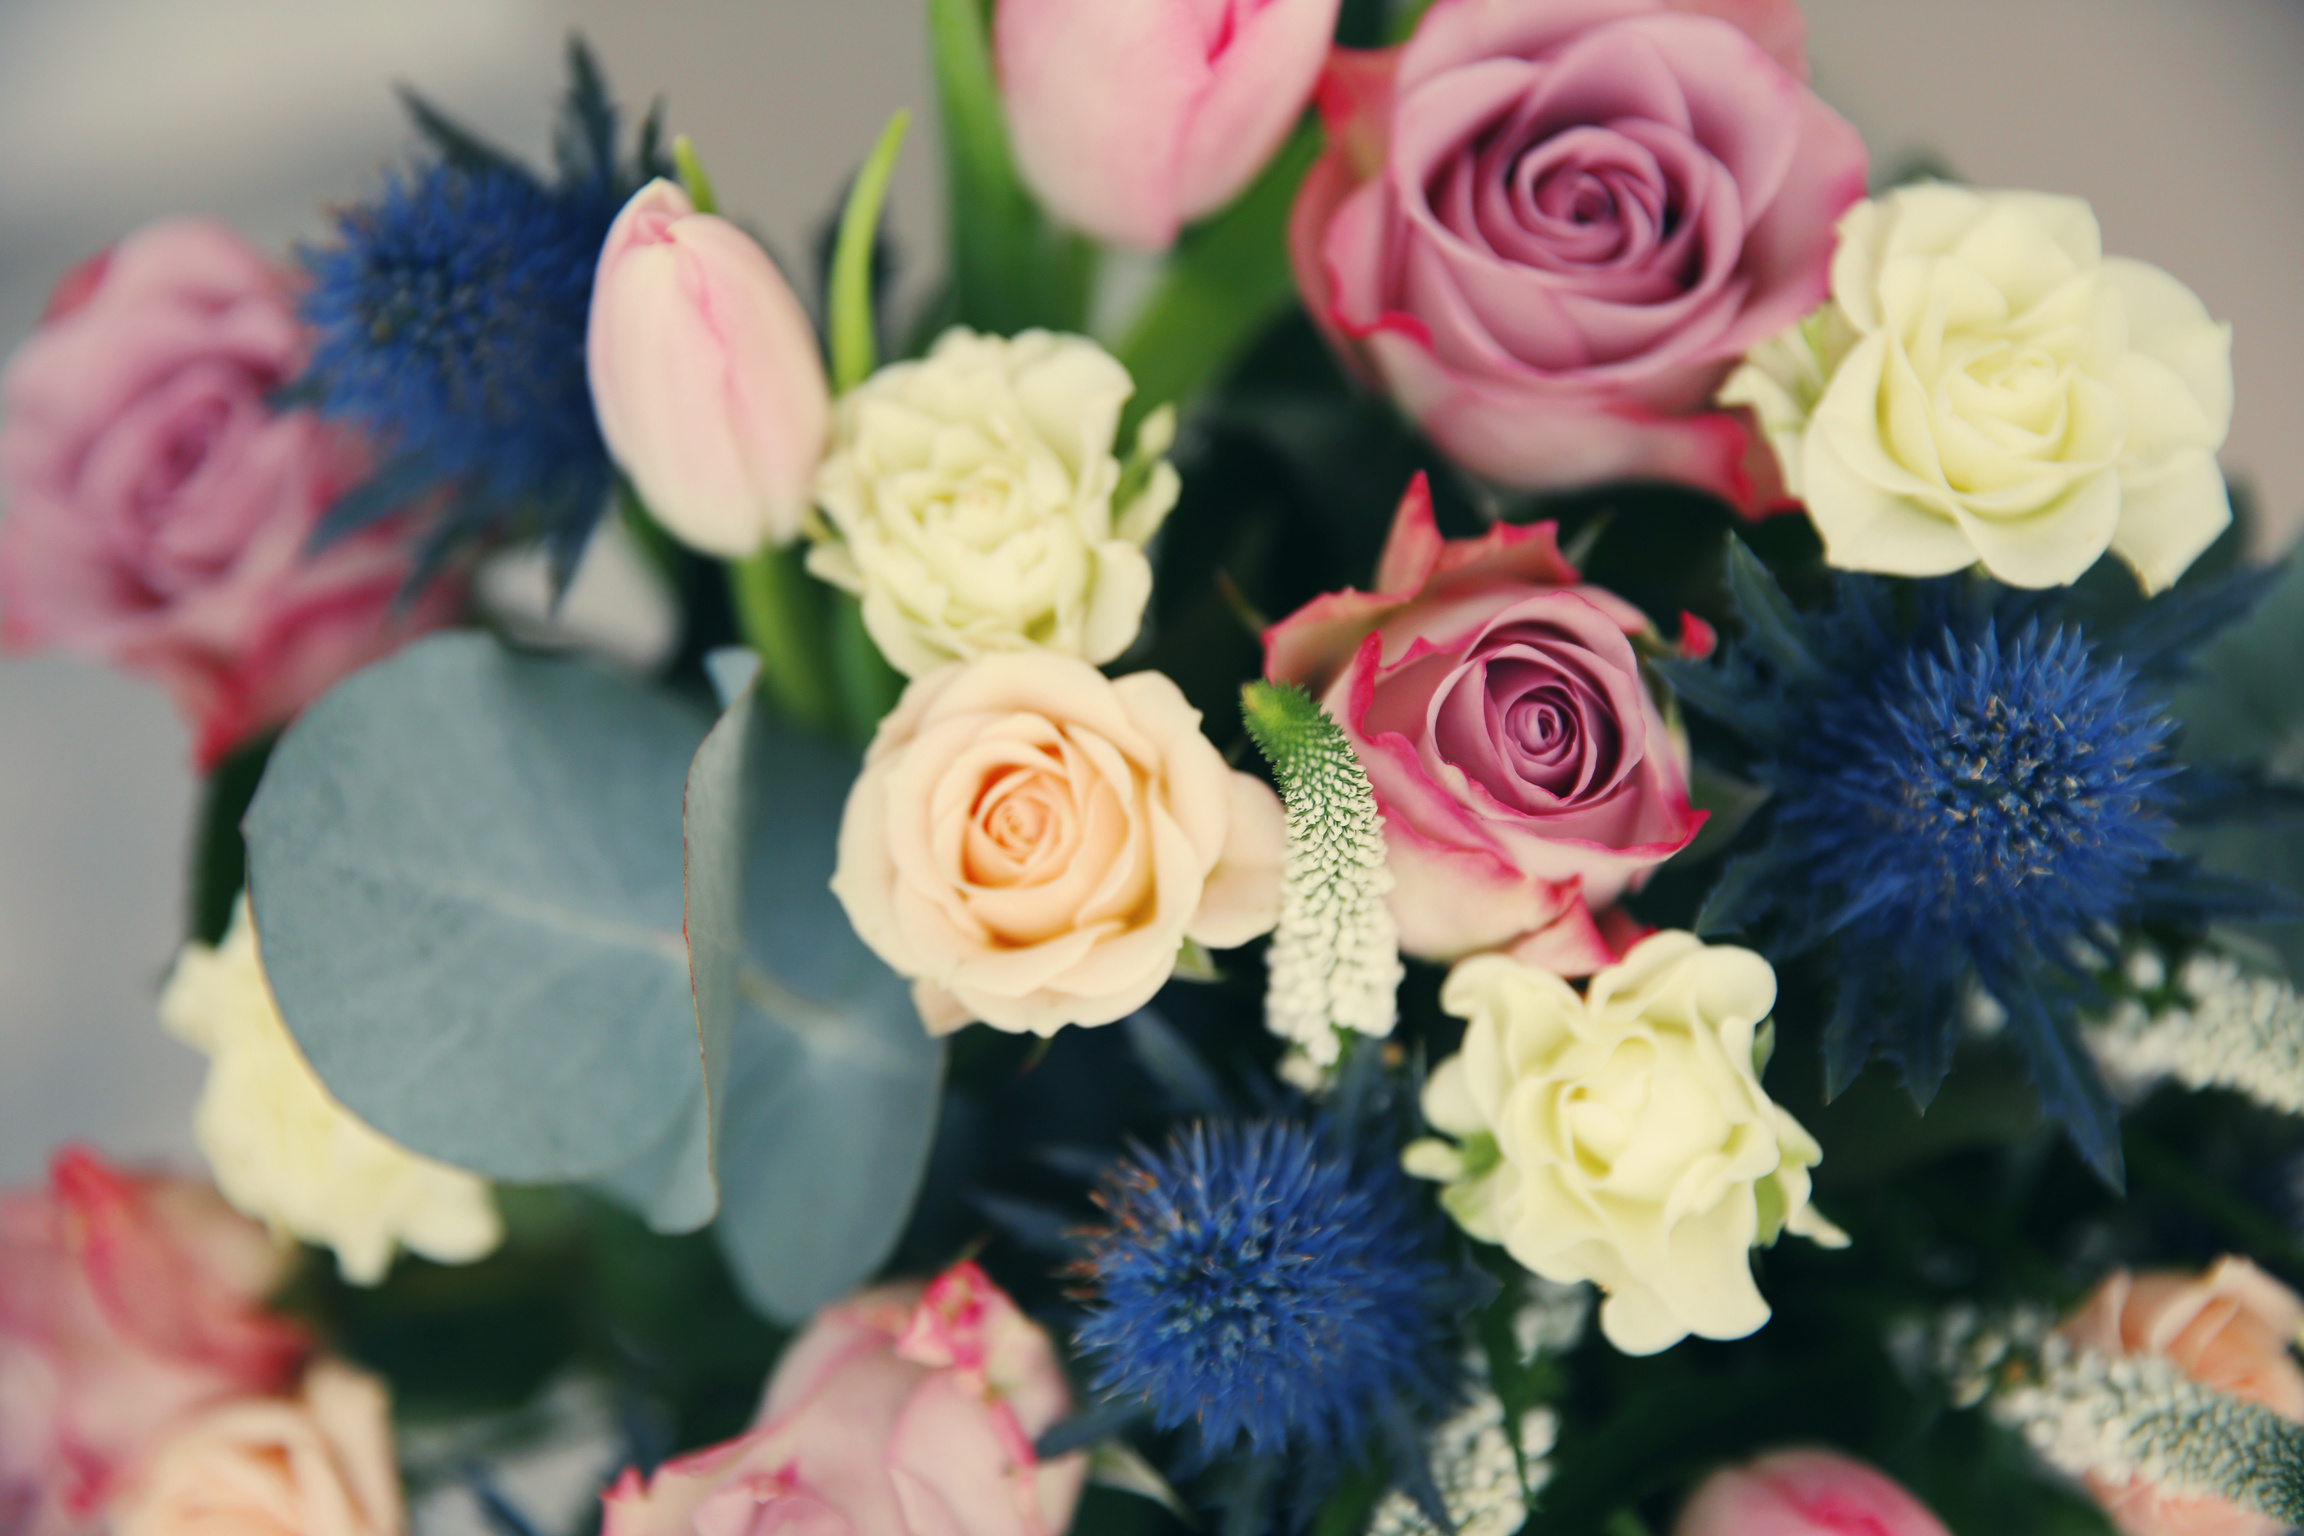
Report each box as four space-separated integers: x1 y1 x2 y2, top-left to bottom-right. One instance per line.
586 179 830 557
995 0 1343 251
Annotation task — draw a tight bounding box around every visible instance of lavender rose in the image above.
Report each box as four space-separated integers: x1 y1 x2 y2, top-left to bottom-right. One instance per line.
1265 476 1704 974
1289 0 1868 511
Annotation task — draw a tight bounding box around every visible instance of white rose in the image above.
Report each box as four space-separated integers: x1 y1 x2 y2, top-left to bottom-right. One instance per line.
1404 934 1844 1357
1721 183 2233 593
833 652 1285 1036
161 898 502 1285
807 327 1180 677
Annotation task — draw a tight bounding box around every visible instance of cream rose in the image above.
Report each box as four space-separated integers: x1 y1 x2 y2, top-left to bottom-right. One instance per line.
161 898 502 1285
1723 183 2233 593
808 328 1180 678
833 652 1285 1036
107 1363 402 1536
1405 933 1843 1356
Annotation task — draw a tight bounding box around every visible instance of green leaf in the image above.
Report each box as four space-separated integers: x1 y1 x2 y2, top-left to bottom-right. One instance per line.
828 113 911 392
1114 122 1322 434
673 132 720 215
189 732 276 944
245 635 715 1219
925 0 1094 334
682 685 945 1319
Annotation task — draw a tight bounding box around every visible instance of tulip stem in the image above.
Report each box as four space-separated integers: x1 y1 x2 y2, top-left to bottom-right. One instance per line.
729 546 839 738
830 594 904 742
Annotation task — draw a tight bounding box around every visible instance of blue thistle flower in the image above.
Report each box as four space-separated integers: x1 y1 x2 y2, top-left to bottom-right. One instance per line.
295 40 663 579
1669 548 2287 1186
1072 1119 1462 1480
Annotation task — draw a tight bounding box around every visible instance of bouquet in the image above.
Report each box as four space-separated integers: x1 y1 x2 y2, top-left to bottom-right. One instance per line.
6 4 2304 1536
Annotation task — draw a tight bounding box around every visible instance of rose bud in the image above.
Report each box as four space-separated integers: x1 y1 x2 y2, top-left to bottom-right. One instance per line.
1674 1450 1952 1536
995 0 1343 251
586 179 831 557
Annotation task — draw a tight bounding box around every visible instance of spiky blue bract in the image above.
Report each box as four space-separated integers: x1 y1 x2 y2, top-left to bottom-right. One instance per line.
1668 550 2279 1187
1073 1119 1461 1478
299 159 621 569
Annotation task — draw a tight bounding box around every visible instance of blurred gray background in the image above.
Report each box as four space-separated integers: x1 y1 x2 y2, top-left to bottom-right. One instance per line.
3 0 2301 1183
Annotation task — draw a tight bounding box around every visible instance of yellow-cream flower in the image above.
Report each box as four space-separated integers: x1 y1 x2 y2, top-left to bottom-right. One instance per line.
1405 933 1843 1356
808 327 1179 677
160 898 502 1285
1723 183 2232 593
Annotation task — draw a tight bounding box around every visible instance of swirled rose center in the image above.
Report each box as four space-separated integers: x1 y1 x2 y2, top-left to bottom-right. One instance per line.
965 764 1077 889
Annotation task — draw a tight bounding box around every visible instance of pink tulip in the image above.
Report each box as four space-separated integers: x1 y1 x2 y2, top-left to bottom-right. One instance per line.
0 1149 310 1536
996 0 1344 251
1289 0 1868 512
601 1262 1085 1536
1674 1450 1952 1536
587 179 831 558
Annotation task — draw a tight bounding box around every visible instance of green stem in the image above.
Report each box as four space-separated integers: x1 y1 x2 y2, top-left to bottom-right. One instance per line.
829 594 904 743
1604 1513 1658 1536
728 546 837 737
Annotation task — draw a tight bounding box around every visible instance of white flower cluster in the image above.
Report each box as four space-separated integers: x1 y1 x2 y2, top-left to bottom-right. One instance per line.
1931 1305 2304 1528
2088 950 2304 1116
1365 1377 1557 1536
1242 682 1402 1069
1513 1276 1594 1364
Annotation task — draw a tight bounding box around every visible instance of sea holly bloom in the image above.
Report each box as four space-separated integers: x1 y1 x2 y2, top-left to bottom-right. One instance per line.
0 220 455 769
996 0 1344 251
1264 475 1705 975
1073 1118 1466 1497
1669 554 2282 1184
1290 0 1867 510
1724 183 2234 593
601 1262 1084 1536
588 179 831 558
1406 934 1842 1356
0 1151 310 1536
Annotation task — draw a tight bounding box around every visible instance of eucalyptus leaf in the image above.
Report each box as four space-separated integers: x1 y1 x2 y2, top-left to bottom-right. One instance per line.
245 635 714 1213
682 687 945 1321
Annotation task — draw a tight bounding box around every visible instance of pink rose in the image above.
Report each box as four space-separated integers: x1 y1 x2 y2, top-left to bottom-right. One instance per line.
0 220 455 769
1673 1449 1951 1536
1289 0 1868 511
996 0 1343 251
2061 1258 2304 1536
0 1149 310 1536
602 1262 1086 1536
107 1363 402 1536
1264 475 1703 973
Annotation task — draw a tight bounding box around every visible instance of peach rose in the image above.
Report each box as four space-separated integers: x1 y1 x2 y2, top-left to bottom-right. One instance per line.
833 652 1286 1035
602 1262 1084 1536
0 1149 309 1536
107 1363 402 1536
2061 1258 2304 1536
